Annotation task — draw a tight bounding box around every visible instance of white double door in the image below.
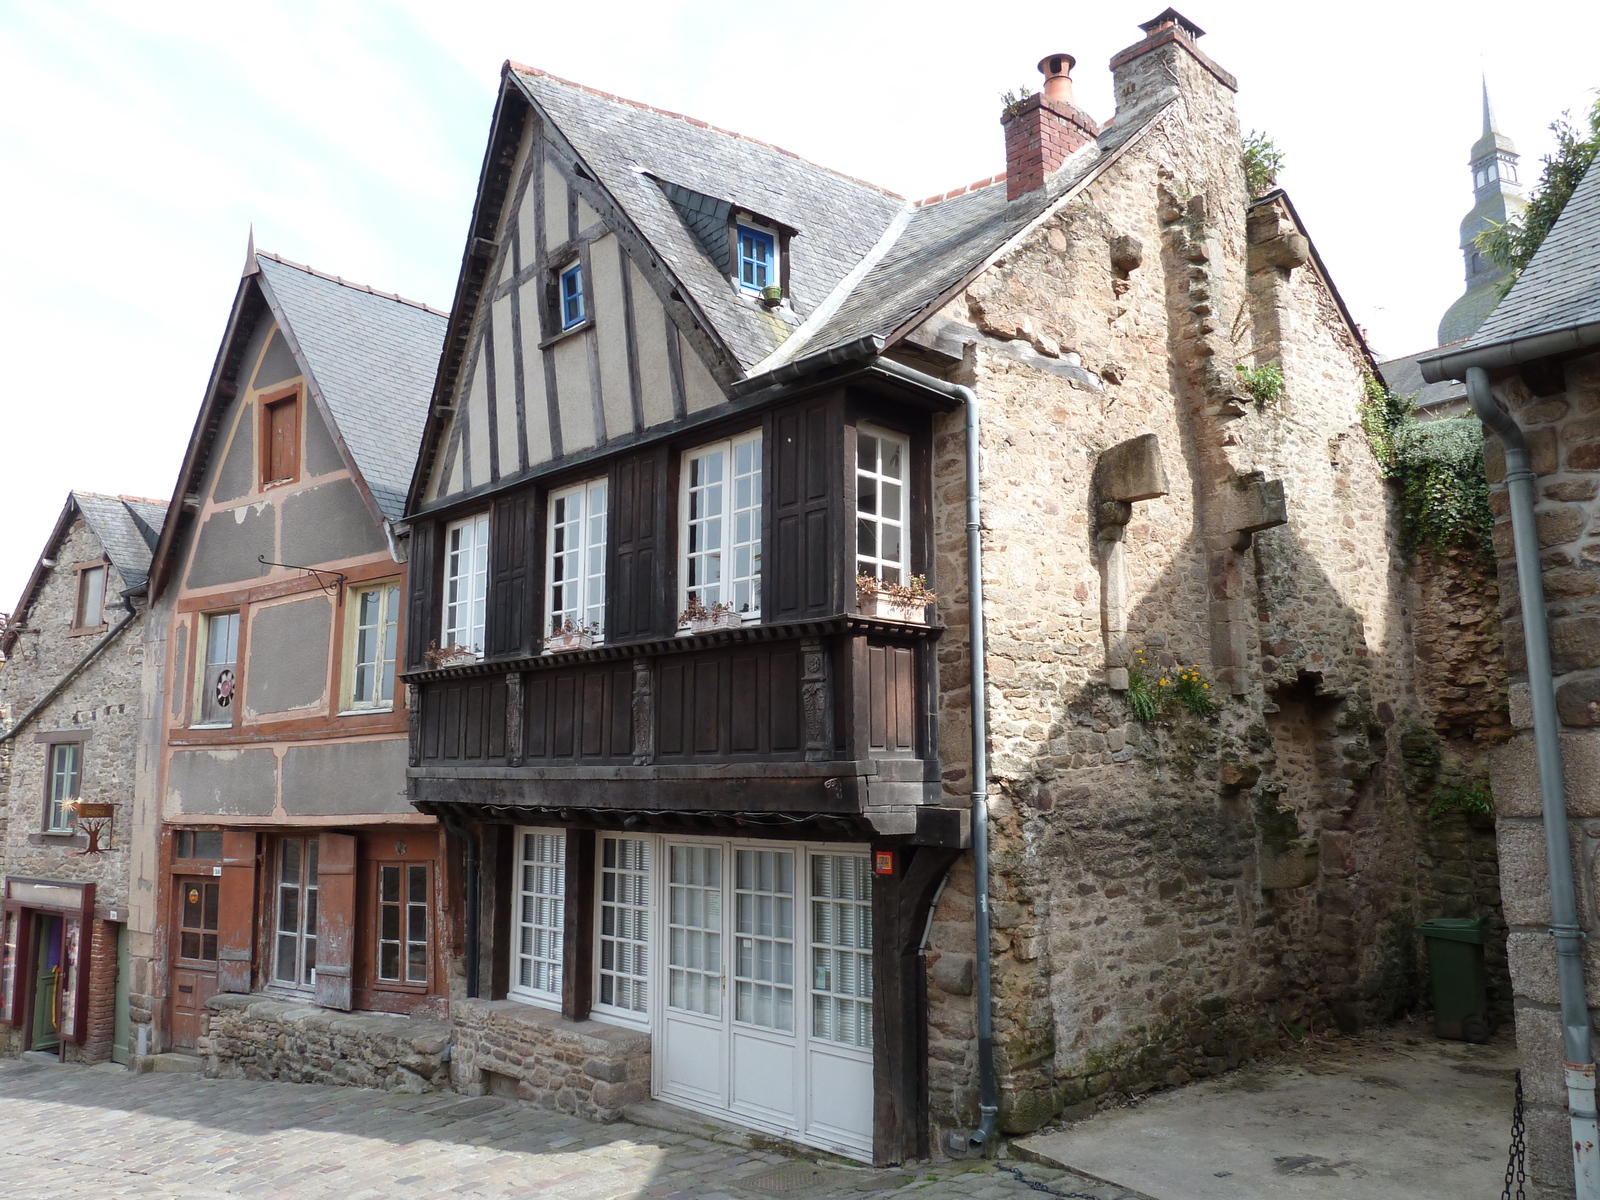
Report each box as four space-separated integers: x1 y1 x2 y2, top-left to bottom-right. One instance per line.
652 837 875 1159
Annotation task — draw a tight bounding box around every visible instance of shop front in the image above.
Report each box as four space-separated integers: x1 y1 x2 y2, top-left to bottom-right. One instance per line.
0 878 95 1055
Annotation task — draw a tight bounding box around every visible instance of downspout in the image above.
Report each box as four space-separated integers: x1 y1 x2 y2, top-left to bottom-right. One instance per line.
1467 365 1599 1195
864 355 998 1154
438 809 480 999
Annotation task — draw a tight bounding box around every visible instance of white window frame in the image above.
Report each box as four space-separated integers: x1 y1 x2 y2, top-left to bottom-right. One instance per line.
443 513 490 655
854 425 910 585
546 478 608 643
74 563 106 630
679 430 763 625
194 610 241 727
510 828 566 1010
46 742 81 833
270 835 318 993
592 834 653 1029
343 579 401 711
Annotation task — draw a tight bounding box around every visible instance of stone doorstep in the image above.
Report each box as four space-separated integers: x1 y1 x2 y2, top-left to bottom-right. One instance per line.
621 1098 864 1167
1009 1141 1156 1199
138 1052 206 1074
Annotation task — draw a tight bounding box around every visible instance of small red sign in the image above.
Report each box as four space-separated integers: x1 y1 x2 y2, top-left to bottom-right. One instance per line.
873 850 895 876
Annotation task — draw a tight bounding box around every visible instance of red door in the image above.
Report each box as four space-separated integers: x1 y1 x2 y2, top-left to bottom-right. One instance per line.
171 878 220 1050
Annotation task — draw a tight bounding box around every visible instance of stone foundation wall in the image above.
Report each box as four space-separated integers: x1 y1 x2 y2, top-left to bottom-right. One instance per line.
201 993 450 1091
449 999 650 1122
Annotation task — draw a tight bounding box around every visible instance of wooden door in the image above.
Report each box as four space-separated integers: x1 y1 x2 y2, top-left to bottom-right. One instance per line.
171 877 220 1050
30 915 63 1051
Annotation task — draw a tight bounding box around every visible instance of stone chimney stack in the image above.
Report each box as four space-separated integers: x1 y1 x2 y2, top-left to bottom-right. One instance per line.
1110 8 1237 126
1002 53 1099 201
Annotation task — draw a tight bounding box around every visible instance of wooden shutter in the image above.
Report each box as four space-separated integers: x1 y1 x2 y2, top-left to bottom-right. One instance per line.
405 521 438 670
768 399 838 621
607 448 668 641
264 395 300 483
217 830 257 994
486 491 533 658
314 832 357 1011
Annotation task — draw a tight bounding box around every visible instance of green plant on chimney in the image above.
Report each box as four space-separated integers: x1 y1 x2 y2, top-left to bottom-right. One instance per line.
1000 87 1036 118
1242 130 1285 198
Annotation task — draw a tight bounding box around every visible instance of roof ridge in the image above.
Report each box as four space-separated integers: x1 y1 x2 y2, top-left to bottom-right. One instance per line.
508 62 905 202
254 250 450 318
912 173 1008 208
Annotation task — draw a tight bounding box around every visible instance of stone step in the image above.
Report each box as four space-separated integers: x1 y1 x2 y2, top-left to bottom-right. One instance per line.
145 1052 205 1074
619 1099 858 1166
18 1050 63 1066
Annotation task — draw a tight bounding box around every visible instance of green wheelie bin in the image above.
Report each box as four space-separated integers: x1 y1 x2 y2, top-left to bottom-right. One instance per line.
1416 916 1491 1043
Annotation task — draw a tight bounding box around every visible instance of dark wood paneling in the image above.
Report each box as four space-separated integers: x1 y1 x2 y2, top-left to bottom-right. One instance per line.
607 448 670 641
654 643 805 763
767 397 840 623
852 638 919 759
420 677 508 762
487 492 534 658
561 829 596 1020
405 521 438 671
523 664 636 766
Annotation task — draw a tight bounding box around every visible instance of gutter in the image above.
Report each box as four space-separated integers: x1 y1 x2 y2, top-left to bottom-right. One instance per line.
1418 319 1600 385
859 356 1000 1154
0 590 141 744
1456 362 1599 1197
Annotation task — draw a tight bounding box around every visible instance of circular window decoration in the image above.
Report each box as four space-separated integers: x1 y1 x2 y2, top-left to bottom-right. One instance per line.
187 887 201 905
215 669 235 708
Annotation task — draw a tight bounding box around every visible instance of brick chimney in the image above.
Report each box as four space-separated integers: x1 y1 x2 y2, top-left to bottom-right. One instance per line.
1002 53 1099 201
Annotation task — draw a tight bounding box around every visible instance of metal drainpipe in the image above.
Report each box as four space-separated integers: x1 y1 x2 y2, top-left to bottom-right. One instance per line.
1467 365 1599 1194
861 356 999 1155
439 810 480 999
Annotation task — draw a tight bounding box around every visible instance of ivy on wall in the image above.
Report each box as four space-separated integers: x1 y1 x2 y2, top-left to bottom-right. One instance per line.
1359 378 1495 560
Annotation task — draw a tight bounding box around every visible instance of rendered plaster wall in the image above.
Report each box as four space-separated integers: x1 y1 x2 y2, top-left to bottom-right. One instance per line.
1479 348 1600 1194
918 34 1441 1139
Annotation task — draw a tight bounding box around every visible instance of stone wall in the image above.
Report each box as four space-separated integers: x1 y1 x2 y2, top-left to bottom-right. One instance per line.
449 999 650 1122
1478 347 1600 1194
201 993 450 1091
916 28 1454 1142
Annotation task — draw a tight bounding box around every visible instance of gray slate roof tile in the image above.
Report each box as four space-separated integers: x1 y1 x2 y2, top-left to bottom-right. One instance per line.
257 254 447 521
1461 157 1600 351
72 492 168 591
1376 347 1469 411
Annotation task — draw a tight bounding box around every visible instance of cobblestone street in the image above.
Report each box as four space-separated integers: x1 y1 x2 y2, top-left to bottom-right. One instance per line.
0 1059 1143 1200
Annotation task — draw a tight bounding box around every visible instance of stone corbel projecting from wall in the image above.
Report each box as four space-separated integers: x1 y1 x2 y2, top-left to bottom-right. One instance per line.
1245 196 1310 371
1095 433 1171 689
1207 472 1288 695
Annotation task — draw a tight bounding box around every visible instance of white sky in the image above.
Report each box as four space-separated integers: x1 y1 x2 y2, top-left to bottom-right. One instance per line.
2 0 1597 612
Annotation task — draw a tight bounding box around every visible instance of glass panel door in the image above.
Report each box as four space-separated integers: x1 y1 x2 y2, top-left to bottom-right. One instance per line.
810 854 873 1047
733 849 794 1032
667 844 722 1017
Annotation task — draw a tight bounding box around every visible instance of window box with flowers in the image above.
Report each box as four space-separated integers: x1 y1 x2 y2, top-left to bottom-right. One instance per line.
679 598 741 634
855 574 936 625
423 642 478 669
546 619 601 653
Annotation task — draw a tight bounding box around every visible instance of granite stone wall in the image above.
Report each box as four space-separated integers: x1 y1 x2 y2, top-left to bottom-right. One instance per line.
449 999 651 1122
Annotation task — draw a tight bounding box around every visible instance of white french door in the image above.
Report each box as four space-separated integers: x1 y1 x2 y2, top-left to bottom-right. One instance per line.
652 837 874 1159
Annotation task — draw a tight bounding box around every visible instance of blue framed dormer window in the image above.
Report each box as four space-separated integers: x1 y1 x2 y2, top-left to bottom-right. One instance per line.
737 226 775 293
560 263 585 329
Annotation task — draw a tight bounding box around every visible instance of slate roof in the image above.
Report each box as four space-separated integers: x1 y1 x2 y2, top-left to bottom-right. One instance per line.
1458 157 1600 352
1377 346 1469 413
256 253 448 521
512 68 907 372
73 492 168 591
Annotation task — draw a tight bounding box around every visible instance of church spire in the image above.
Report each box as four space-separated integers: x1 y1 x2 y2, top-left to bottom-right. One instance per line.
1438 76 1527 344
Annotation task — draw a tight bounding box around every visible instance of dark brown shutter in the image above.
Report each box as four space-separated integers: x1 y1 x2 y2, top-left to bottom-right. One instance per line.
405 521 438 670
487 492 533 657
314 832 357 1011
768 399 837 621
0 904 33 1026
217 830 257 994
607 448 669 641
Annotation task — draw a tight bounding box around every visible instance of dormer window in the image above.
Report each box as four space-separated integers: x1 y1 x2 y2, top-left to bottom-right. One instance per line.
559 263 585 330
737 225 776 294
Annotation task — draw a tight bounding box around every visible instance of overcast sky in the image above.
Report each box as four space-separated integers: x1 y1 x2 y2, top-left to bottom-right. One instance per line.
2 0 1597 612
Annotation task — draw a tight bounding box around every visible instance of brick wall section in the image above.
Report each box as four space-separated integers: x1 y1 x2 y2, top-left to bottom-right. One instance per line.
1477 348 1600 1193
201 993 450 1091
78 918 118 1063
911 29 1479 1140
449 999 650 1121
1002 95 1098 201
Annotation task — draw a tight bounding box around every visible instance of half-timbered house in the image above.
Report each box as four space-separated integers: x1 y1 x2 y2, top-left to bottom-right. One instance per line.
1 492 166 1064
406 13 1460 1164
136 247 450 1073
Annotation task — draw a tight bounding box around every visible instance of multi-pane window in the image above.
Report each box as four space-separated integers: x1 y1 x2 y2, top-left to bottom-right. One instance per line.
377 863 429 986
855 428 908 584
513 831 565 1004
443 513 490 655
175 830 224 860
682 433 762 619
734 848 795 1032
810 854 873 1048
560 264 585 329
667 844 723 1017
348 582 401 707
596 837 651 1019
737 226 776 293
75 564 106 629
177 879 220 963
197 611 240 725
272 836 318 990
547 480 607 640
262 393 300 486
46 742 81 833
